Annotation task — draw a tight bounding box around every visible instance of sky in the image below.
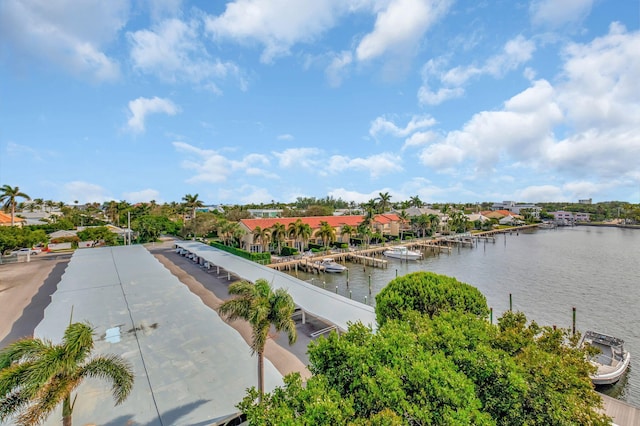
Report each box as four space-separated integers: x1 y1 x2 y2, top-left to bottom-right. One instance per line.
1 0 639 206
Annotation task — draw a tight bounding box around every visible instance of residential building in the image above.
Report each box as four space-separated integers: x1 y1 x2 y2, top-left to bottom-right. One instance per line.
247 208 283 218
0 212 26 227
239 214 401 252
551 211 591 223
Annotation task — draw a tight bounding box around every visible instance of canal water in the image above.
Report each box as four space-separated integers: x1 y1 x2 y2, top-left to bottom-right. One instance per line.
287 226 640 406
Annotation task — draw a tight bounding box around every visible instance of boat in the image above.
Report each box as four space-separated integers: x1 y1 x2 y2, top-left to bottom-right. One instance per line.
383 246 422 260
316 258 347 273
579 330 631 385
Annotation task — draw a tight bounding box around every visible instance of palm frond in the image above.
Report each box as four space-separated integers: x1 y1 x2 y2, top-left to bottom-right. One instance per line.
80 355 134 404
19 375 81 426
0 390 31 422
0 339 51 369
62 323 94 364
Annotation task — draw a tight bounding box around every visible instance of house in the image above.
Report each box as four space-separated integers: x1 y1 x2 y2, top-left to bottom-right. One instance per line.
491 201 540 218
238 214 401 252
0 212 26 227
551 211 590 224
247 209 283 218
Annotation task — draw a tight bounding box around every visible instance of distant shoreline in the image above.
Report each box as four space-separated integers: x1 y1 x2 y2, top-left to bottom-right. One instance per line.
578 222 640 229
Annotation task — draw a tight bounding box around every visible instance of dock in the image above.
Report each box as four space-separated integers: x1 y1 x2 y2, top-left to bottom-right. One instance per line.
601 393 640 426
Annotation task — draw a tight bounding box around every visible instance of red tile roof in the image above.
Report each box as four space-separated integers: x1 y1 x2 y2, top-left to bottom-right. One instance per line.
0 212 26 225
240 214 399 231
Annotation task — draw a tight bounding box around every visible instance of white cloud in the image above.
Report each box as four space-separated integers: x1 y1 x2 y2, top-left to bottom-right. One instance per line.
369 114 436 139
530 0 594 28
327 152 403 178
127 97 180 133
173 142 275 183
277 134 294 141
403 131 438 150
128 18 246 89
325 50 353 87
62 181 113 204
327 188 384 204
0 0 126 81
419 24 640 193
356 0 452 62
418 35 535 105
204 0 345 63
273 148 322 169
122 189 162 203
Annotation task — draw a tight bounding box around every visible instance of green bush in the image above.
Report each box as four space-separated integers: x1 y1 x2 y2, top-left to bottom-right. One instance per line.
280 246 299 256
375 271 489 325
209 241 272 264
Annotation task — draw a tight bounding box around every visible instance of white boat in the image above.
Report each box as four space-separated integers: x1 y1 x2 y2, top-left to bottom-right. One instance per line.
579 330 631 385
383 246 422 260
316 259 347 273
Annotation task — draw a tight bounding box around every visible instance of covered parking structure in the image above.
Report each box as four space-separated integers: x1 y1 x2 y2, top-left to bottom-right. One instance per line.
174 241 377 333
20 245 283 426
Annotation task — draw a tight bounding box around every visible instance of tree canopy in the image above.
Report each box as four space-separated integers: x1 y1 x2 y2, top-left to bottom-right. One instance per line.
238 272 609 426
375 271 490 325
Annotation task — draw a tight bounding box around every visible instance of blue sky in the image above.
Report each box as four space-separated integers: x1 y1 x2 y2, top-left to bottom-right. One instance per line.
1 0 639 206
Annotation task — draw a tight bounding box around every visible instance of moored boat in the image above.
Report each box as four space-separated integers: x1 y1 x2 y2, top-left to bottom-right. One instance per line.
580 330 631 385
316 258 348 273
383 246 422 260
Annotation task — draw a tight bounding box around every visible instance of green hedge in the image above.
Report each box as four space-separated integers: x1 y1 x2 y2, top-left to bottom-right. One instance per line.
280 246 299 256
209 241 272 265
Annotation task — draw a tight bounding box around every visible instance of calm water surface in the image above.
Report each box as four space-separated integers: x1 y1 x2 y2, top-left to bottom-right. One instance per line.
288 226 640 405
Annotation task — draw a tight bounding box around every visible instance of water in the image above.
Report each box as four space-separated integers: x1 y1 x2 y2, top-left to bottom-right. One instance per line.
288 226 640 405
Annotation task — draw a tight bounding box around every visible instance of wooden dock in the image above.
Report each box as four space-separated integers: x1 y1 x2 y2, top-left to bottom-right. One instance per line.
600 393 640 426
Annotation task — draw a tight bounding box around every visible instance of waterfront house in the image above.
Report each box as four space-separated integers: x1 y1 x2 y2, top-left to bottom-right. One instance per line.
239 214 401 252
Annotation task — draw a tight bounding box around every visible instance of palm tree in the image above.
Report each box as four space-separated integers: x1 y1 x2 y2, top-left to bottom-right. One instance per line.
182 193 203 223
339 224 356 245
253 226 271 252
218 279 296 400
0 322 134 426
398 210 409 240
315 221 336 250
270 222 287 254
287 219 304 252
376 192 392 213
300 223 313 252
0 185 31 227
409 195 424 208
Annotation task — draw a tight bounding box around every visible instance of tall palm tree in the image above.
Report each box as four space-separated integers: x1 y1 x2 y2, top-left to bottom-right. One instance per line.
339 224 356 245
218 279 296 400
409 195 424 208
181 193 203 222
298 223 312 252
0 322 134 426
270 222 287 254
0 185 31 227
376 192 392 213
287 219 303 252
253 226 271 252
398 210 409 240
315 221 336 250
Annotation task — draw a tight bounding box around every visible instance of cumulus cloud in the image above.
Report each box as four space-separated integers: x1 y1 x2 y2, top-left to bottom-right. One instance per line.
127 96 180 133
327 152 403 178
356 0 452 62
418 35 536 105
369 115 437 139
0 0 126 81
530 0 594 28
122 189 162 203
325 50 353 87
128 18 246 89
419 24 640 194
62 181 113 204
204 0 344 63
273 148 322 169
173 142 275 183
